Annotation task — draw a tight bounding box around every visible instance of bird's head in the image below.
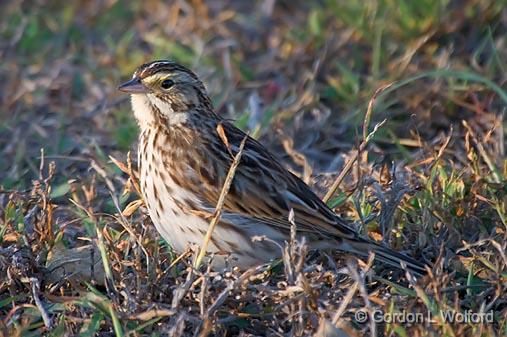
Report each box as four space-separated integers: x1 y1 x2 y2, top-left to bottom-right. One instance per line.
118 60 212 127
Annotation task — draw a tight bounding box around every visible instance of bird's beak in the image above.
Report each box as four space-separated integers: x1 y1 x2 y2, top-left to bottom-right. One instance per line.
118 77 148 94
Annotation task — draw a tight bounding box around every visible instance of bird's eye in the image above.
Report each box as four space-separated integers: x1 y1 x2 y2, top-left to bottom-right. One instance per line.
161 79 175 89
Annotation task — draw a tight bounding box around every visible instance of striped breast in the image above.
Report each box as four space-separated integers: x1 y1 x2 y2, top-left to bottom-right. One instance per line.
137 126 283 268
138 127 209 253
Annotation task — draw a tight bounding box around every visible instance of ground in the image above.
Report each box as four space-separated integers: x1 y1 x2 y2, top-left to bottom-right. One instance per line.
0 1 505 336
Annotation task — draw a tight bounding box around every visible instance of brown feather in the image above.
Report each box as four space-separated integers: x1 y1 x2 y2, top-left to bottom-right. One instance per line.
123 60 429 274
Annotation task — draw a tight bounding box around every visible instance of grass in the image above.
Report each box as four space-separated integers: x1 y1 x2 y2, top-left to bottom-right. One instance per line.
0 0 506 336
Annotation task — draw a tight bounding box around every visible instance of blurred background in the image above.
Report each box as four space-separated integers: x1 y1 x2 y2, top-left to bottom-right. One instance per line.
1 0 504 191
0 1 506 335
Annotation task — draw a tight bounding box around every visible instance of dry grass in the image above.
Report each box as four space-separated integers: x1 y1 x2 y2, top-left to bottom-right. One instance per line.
0 0 506 336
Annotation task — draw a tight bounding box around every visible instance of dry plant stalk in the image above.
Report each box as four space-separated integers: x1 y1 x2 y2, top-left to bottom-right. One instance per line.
193 134 248 268
323 84 392 203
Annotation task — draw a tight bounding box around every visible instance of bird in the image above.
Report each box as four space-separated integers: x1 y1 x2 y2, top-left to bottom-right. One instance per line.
118 60 427 275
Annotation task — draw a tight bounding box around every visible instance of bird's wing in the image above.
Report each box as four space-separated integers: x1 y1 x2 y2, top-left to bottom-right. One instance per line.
185 120 428 275
195 121 358 241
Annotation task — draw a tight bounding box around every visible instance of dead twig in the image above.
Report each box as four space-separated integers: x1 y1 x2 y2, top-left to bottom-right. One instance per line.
323 84 392 203
30 277 52 329
193 135 248 269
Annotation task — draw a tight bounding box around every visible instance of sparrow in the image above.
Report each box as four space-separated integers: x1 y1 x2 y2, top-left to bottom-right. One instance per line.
118 60 427 274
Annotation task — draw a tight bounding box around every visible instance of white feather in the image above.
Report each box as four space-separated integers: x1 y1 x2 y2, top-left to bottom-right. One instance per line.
131 94 156 129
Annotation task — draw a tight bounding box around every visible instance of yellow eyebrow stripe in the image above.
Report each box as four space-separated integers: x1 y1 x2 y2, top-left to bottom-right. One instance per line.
143 72 172 84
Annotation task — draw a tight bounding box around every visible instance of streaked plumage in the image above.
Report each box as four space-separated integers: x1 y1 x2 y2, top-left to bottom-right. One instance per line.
118 60 427 274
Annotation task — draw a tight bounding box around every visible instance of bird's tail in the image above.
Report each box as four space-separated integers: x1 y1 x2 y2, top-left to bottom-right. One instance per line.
343 237 428 276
